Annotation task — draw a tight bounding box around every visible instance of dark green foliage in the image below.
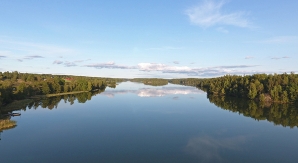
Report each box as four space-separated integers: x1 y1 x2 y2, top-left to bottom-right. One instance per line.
208 95 298 128
131 78 168 86
0 71 118 107
170 73 298 103
248 83 257 99
42 82 51 94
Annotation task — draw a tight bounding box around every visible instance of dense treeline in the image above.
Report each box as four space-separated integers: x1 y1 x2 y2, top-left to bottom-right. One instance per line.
208 95 298 128
130 78 168 86
170 73 298 103
0 71 117 107
170 78 205 87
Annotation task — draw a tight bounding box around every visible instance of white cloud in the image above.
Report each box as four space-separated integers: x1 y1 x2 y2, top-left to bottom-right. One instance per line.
137 63 259 77
85 62 137 69
74 59 91 63
245 56 254 59
82 62 265 77
53 60 63 64
64 61 77 67
83 62 262 77
23 55 44 60
185 0 250 28
53 59 91 66
138 63 191 72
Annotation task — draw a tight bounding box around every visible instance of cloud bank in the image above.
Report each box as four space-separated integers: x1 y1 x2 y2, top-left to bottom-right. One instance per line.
53 60 63 64
84 62 137 69
24 55 44 60
137 63 259 77
82 62 261 77
53 59 92 67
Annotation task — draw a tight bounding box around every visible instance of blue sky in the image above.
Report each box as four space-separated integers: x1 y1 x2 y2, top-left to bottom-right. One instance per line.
0 0 297 78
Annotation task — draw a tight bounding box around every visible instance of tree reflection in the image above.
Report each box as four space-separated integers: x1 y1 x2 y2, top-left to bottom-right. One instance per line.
0 87 106 139
208 95 298 128
12 88 106 111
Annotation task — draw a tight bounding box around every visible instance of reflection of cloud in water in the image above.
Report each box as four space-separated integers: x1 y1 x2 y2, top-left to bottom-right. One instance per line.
104 93 115 98
185 135 246 163
101 90 132 98
102 87 204 98
138 87 202 97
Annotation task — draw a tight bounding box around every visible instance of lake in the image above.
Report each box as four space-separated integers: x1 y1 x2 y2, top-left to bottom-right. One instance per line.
1 82 298 163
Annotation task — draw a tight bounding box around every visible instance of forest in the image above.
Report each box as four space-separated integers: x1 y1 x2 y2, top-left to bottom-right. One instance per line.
2 71 298 108
0 71 118 107
170 73 298 103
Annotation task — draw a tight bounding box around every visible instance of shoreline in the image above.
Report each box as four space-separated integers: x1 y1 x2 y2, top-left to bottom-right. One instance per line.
0 90 94 112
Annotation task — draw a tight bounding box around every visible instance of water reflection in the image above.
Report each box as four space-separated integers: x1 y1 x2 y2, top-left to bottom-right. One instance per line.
1 82 298 162
102 86 204 98
26 89 105 111
208 95 298 128
0 88 106 140
185 135 247 163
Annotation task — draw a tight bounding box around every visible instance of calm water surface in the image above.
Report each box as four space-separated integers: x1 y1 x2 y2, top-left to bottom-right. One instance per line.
1 82 298 163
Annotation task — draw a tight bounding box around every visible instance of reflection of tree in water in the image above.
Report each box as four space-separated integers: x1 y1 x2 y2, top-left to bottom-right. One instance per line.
208 95 298 128
0 89 105 140
0 88 105 112
17 88 106 111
